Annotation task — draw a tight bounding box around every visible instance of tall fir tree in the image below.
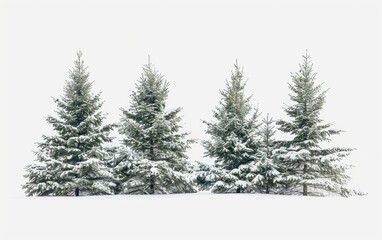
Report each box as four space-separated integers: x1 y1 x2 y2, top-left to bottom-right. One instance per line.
116 59 196 194
277 52 353 196
23 51 115 196
252 114 281 193
200 61 261 193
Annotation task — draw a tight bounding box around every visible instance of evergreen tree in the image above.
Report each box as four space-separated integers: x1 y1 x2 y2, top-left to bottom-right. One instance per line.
252 114 280 193
277 52 353 196
107 145 136 194
23 51 115 196
201 61 261 193
116 60 196 194
193 161 225 191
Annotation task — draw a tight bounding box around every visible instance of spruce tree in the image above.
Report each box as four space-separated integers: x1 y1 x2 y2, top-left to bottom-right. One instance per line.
277 52 353 196
116 60 196 194
23 51 115 196
252 114 280 193
201 61 260 193
193 161 225 191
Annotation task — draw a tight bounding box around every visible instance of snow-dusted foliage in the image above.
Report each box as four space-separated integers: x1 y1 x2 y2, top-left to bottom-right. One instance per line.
252 115 281 193
277 52 354 196
23 52 115 196
200 61 261 193
193 161 257 193
116 60 196 194
193 161 218 191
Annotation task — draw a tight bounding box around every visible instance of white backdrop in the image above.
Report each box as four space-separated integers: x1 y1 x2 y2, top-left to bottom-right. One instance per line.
1 0 381 239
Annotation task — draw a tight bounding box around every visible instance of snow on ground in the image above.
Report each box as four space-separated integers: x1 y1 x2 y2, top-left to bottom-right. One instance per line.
0 193 381 240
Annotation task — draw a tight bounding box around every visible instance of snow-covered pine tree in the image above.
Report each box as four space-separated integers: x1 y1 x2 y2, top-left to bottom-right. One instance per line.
193 161 225 191
277 51 353 196
201 60 261 193
116 60 196 194
23 51 115 196
252 114 280 194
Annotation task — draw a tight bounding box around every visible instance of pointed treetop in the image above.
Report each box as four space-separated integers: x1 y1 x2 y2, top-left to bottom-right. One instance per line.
77 49 83 59
232 59 243 79
71 50 88 76
299 50 313 75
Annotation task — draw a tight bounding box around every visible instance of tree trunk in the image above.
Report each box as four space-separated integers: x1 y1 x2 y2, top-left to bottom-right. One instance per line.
236 187 241 193
149 178 155 194
75 188 79 197
303 164 308 196
149 139 155 161
303 183 308 196
266 184 269 194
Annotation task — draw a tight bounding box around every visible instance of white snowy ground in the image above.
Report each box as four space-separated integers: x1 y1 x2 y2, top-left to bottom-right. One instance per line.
0 192 381 240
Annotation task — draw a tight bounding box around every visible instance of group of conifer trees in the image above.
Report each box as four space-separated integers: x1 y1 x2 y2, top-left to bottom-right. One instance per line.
23 51 356 197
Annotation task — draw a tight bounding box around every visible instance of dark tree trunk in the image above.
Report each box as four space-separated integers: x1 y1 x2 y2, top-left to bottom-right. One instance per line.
149 178 155 194
303 183 308 196
236 187 241 193
75 188 79 197
149 138 155 161
266 184 269 194
303 164 308 196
